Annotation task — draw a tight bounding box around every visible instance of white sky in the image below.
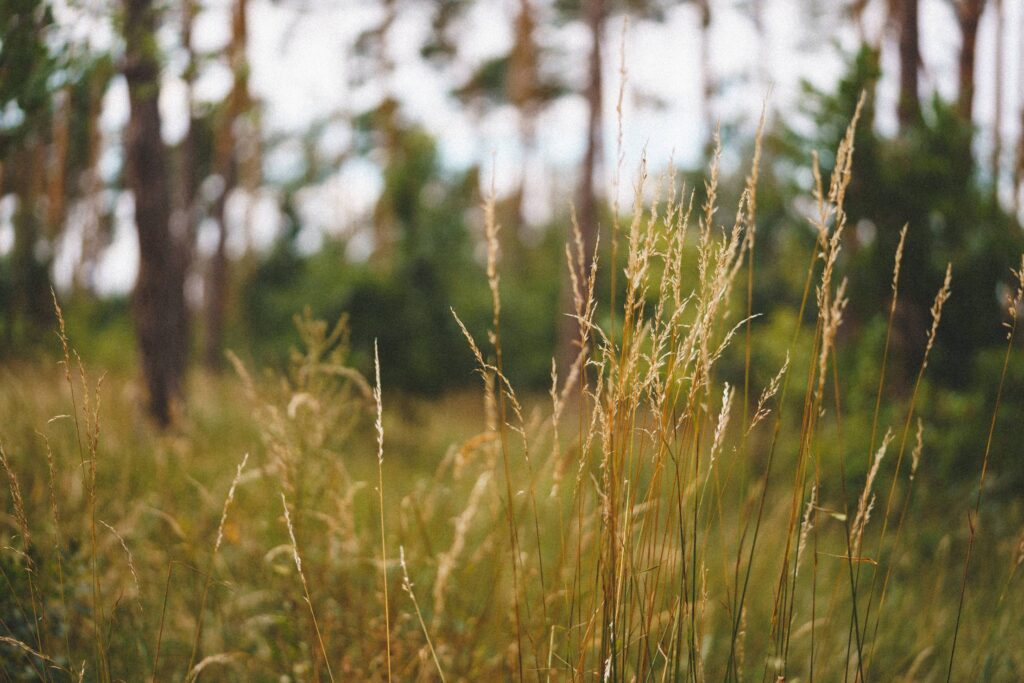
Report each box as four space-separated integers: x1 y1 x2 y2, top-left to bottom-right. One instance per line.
5 0 1022 295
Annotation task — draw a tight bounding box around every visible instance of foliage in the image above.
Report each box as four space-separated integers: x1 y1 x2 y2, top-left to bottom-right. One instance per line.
242 120 564 392
1 0 114 346
780 46 1024 387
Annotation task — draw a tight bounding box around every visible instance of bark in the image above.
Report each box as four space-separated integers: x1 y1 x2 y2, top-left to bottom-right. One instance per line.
123 0 189 425
7 144 53 341
897 0 921 129
992 0 1003 188
751 0 768 89
955 0 985 122
697 0 713 142
579 0 603 281
558 0 604 371
205 175 232 369
204 0 250 369
179 0 201 252
510 0 539 139
509 0 539 229
74 76 105 292
1015 108 1024 212
46 90 69 234
372 0 399 264
1015 13 1024 212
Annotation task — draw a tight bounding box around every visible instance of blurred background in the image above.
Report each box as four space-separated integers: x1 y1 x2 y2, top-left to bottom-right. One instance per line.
1 0 1023 457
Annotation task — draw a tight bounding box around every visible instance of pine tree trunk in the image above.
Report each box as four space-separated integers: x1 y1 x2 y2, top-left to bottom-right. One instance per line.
697 0 713 144
205 161 234 369
510 0 539 232
9 144 53 341
751 0 768 91
179 0 201 256
955 0 985 121
579 0 603 275
992 0 1003 189
558 0 604 372
123 0 189 425
1015 14 1024 212
74 76 105 292
897 0 921 129
204 0 249 369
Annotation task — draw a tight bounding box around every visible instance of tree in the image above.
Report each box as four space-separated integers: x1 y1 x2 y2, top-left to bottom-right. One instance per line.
204 0 256 369
991 0 1003 187
0 0 59 344
448 0 565 230
897 0 922 128
954 0 985 122
123 0 189 424
1 0 112 342
552 0 676 368
1015 11 1024 211
789 47 1024 387
177 0 202 271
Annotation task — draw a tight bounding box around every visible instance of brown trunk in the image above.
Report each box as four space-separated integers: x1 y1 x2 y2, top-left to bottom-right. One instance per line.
371 0 399 266
578 0 603 275
124 0 189 425
1016 108 1024 212
74 75 105 292
751 0 768 89
509 0 539 231
1015 13 1024 213
8 143 53 340
955 0 985 121
179 0 201 255
851 0 869 42
204 0 250 369
205 190 231 368
992 0 1004 189
697 0 713 143
897 0 921 129
46 90 69 235
558 0 604 371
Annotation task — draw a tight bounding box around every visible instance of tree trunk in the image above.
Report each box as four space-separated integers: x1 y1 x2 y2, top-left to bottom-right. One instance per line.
74 74 106 292
1015 109 1024 212
204 0 250 369
509 0 539 232
955 0 985 121
205 162 234 369
751 0 768 91
1015 12 1024 213
179 0 201 255
897 0 921 129
8 144 53 342
697 0 713 144
558 0 604 371
123 0 189 425
992 0 1004 189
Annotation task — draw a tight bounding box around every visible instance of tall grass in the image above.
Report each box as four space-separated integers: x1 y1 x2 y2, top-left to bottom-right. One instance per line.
1 112 1023 681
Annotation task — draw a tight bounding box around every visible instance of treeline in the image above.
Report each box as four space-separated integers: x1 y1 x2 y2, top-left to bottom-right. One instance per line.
1 0 1022 430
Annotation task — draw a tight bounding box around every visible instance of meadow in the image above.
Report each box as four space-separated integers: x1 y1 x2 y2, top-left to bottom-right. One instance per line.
2 113 1024 682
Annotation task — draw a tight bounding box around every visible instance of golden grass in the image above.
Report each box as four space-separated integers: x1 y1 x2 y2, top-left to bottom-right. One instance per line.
0 113 1022 682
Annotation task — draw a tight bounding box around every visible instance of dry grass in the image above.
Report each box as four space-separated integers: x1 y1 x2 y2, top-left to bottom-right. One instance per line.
1 114 1023 682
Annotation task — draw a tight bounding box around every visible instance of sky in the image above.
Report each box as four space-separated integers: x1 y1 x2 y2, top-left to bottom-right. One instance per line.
5 0 1022 296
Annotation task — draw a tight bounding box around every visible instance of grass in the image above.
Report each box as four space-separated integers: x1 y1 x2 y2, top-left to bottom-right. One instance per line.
1 113 1023 681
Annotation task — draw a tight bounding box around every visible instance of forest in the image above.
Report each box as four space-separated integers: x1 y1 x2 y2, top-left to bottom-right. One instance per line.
1 0 1024 679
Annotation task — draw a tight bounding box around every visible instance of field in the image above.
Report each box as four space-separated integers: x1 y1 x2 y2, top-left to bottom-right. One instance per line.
2 114 1023 682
